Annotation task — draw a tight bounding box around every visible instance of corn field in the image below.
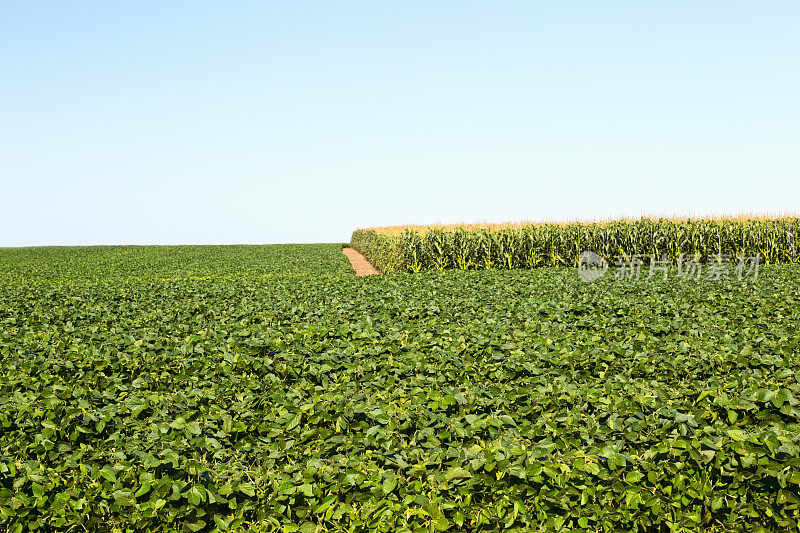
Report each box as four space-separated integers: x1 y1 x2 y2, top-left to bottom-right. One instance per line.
350 217 800 274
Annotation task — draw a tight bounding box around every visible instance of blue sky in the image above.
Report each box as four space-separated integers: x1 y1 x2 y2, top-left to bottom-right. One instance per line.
2 2 798 245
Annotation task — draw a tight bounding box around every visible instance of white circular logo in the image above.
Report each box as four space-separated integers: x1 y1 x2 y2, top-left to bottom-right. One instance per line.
578 251 608 282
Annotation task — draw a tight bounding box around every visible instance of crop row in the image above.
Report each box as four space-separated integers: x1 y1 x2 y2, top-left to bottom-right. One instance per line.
350 217 800 273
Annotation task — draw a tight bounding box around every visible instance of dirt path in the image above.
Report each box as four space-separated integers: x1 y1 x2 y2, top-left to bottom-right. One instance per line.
343 248 381 276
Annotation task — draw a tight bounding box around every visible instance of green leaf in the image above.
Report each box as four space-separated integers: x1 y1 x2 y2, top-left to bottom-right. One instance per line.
382 476 398 494
727 429 746 442
188 485 206 506
444 467 472 481
286 413 301 431
169 417 187 430
625 471 644 484
134 481 151 498
433 516 450 531
239 482 256 497
764 432 780 454
113 490 136 507
99 465 117 484
584 461 601 476
315 496 337 514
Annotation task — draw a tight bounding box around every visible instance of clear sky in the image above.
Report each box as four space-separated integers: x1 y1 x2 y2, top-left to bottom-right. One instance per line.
2 2 798 246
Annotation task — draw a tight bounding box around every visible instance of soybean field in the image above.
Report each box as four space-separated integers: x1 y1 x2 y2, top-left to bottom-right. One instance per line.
2 245 800 531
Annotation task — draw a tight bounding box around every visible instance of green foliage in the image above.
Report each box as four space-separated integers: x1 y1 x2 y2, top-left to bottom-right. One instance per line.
349 231 404 274
1 245 800 531
351 217 800 273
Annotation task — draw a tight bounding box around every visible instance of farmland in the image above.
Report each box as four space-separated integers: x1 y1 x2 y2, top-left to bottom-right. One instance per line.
2 244 800 531
351 217 800 274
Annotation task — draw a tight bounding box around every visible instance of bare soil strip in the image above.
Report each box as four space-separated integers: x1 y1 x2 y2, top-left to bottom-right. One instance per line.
343 248 381 276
